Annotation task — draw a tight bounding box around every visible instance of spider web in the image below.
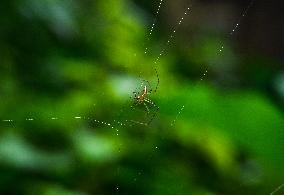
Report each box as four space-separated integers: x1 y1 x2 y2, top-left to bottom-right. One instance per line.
0 0 283 194
117 0 284 194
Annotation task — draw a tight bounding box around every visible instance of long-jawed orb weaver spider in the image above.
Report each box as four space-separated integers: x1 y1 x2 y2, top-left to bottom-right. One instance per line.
131 68 160 125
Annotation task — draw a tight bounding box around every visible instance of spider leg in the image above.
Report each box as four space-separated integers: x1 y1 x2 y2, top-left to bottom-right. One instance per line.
147 104 159 125
142 79 152 93
131 100 139 110
144 98 155 107
153 68 159 93
133 91 138 97
129 119 148 126
143 102 150 114
131 92 137 103
144 98 159 125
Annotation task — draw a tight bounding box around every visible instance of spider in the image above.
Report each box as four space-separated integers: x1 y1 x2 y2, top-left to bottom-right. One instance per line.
131 68 160 125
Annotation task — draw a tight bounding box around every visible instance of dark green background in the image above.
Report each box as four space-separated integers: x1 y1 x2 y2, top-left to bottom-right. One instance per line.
0 0 283 194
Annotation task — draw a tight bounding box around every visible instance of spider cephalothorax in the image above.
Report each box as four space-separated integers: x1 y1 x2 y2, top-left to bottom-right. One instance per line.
135 86 148 103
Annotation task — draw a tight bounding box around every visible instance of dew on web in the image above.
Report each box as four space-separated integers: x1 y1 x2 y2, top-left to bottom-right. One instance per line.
144 0 164 54
2 119 13 122
0 1 263 192
1 114 122 137
154 7 191 65
199 0 256 77
111 0 192 128
124 4 192 127
0 0 257 139
171 105 185 126
200 70 208 81
116 186 119 192
219 45 224 52
270 183 284 195
171 0 256 126
230 0 255 36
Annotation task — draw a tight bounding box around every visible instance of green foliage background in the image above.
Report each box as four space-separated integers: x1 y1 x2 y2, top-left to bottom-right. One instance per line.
0 0 283 194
